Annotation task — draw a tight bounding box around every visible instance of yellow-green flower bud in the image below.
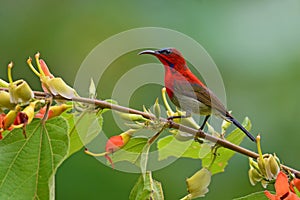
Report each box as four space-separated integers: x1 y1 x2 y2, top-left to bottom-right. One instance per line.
88 78 96 99
0 79 9 88
154 98 161 119
9 80 34 104
27 53 77 99
45 77 76 99
261 179 269 188
3 107 20 130
257 156 267 178
249 157 259 169
248 166 263 186
7 62 34 104
249 135 280 187
184 168 211 199
0 91 16 110
124 123 144 130
119 129 135 144
118 112 146 121
21 101 37 125
265 154 280 180
257 153 281 181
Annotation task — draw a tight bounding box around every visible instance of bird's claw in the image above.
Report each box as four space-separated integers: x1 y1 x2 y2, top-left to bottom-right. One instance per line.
194 136 204 144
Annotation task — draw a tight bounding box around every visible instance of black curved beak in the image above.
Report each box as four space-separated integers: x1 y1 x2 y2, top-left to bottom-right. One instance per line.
138 49 157 55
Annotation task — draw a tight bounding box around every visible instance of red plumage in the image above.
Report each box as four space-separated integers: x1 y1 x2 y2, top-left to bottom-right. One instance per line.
139 48 256 142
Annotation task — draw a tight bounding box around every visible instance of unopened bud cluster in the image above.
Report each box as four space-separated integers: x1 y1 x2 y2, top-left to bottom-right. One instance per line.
249 154 281 187
248 135 281 188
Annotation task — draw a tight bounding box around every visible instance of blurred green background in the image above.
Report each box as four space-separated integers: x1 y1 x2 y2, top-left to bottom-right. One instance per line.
1 1 300 199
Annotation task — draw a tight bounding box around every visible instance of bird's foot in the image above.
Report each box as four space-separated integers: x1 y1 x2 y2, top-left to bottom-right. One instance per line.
194 137 204 144
194 132 204 144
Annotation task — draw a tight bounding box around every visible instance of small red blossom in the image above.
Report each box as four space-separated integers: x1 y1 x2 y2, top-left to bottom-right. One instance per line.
105 135 124 153
104 135 125 168
84 130 135 169
265 171 300 200
104 130 133 168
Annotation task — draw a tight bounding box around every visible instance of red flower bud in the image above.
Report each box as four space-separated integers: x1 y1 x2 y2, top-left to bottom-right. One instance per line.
104 130 134 168
105 135 124 153
85 129 136 169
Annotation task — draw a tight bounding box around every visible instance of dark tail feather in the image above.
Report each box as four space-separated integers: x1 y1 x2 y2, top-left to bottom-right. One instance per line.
227 115 256 142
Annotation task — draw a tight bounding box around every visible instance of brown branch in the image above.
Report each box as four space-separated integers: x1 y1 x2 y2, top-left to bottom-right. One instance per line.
1 88 299 177
62 94 300 177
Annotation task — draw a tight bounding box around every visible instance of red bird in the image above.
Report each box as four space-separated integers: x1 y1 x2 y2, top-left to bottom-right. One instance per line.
139 48 256 142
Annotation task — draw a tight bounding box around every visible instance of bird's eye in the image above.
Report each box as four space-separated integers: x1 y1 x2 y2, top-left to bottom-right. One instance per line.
165 49 172 55
159 49 172 55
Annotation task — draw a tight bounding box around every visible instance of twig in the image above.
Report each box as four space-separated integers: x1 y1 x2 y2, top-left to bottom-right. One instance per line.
1 87 299 178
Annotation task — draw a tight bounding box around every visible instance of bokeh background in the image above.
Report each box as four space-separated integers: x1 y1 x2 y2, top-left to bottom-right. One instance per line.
1 1 300 199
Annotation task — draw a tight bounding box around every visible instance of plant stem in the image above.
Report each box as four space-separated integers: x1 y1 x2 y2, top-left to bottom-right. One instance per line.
0 87 299 178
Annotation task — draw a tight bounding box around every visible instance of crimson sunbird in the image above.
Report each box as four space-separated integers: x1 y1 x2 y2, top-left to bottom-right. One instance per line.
139 48 256 142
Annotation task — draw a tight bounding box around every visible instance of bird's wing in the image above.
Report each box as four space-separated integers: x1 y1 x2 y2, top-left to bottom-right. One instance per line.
172 80 227 115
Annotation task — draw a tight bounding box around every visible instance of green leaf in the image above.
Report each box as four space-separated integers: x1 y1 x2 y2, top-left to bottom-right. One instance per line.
62 110 103 157
233 191 269 200
0 117 69 200
157 135 201 160
62 112 83 156
110 137 148 165
129 171 164 200
202 117 251 175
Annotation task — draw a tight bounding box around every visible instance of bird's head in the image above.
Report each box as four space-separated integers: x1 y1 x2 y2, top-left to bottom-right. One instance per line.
138 48 187 71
